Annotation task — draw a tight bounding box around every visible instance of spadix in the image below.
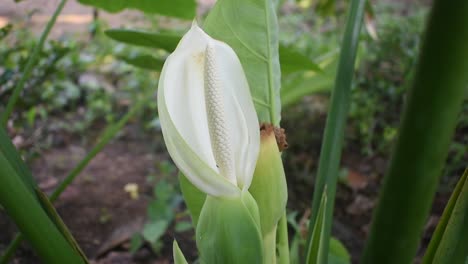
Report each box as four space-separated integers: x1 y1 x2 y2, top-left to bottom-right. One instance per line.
157 23 260 197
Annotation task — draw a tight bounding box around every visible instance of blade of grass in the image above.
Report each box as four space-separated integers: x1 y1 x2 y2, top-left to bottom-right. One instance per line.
0 153 84 263
424 169 468 264
306 189 328 264
361 1 468 263
305 0 365 262
0 95 150 263
422 169 467 263
0 0 68 127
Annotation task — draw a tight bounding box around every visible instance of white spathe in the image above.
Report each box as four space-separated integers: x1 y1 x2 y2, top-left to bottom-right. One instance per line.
158 23 260 197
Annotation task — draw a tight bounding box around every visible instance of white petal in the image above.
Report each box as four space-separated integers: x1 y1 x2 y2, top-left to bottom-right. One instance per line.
158 68 239 197
157 24 259 196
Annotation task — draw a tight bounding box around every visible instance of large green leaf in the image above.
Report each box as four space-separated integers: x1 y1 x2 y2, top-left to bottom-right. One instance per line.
203 0 282 125
78 0 196 19
362 1 468 263
0 150 85 263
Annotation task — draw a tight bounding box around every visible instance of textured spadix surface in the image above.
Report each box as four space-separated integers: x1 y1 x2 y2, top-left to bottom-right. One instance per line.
158 24 260 197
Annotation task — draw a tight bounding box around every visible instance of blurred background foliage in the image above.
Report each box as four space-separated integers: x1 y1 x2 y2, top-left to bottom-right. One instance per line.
0 0 466 262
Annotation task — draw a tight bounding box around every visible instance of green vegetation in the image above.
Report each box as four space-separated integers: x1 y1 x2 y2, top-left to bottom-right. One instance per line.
0 0 466 263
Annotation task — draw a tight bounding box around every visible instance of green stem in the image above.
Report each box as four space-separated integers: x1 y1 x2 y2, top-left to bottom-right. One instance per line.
0 97 148 263
264 226 278 264
0 0 68 127
50 98 145 201
305 0 365 262
277 212 290 264
361 1 468 263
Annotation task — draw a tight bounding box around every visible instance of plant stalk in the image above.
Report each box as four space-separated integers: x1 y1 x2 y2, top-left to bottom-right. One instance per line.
277 212 290 264
361 0 468 263
305 0 365 262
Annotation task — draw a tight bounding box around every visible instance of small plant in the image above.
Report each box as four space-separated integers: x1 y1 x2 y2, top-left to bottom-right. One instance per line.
130 175 191 254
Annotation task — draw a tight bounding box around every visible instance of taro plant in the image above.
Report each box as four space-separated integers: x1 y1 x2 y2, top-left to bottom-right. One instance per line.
1 0 468 263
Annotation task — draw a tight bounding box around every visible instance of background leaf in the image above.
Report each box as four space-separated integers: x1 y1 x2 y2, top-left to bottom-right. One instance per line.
279 44 322 74
117 53 164 71
105 30 181 52
142 220 169 244
77 0 196 19
173 240 188 264
422 169 468 264
328 238 351 264
204 0 282 125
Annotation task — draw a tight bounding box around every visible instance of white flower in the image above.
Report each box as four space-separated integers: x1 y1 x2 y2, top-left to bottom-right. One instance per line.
157 23 260 197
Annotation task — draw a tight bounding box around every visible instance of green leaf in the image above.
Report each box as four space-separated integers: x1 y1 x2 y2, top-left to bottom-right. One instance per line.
105 29 181 52
423 169 468 264
281 56 337 108
147 200 173 221
196 192 264 264
249 131 287 236
175 221 193 232
35 188 89 262
204 0 282 125
362 1 468 263
329 237 351 264
316 0 336 16
154 180 174 202
0 24 12 41
142 220 169 244
130 233 143 254
173 240 189 264
0 150 85 263
117 53 164 71
1 91 152 263
306 189 328 264
279 45 322 74
77 0 196 19
178 172 206 227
